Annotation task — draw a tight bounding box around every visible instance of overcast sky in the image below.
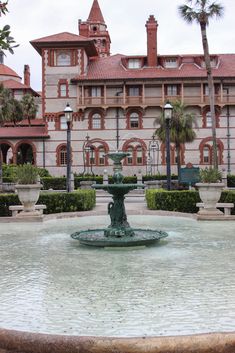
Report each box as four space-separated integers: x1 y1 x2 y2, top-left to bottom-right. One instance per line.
2 0 234 91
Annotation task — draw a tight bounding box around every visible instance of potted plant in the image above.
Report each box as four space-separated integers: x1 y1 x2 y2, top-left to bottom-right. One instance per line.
15 164 41 215
196 167 224 215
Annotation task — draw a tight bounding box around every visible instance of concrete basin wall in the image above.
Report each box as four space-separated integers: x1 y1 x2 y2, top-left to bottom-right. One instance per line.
0 329 235 353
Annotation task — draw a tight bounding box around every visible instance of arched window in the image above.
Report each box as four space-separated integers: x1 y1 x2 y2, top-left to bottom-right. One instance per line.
57 51 71 66
124 143 146 166
130 112 139 129
59 146 67 166
92 113 101 129
199 138 224 165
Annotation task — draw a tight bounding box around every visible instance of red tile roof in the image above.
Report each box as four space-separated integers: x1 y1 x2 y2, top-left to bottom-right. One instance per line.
0 64 20 79
71 53 235 82
0 126 49 139
87 0 105 23
30 32 98 57
2 79 40 96
5 119 44 127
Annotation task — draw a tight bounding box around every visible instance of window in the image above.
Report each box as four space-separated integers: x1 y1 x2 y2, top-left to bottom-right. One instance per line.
206 112 212 127
164 58 178 68
92 113 101 129
89 146 95 165
136 146 143 164
128 59 141 69
60 115 67 130
129 86 140 96
130 112 139 129
203 146 210 164
58 81 68 98
60 146 67 166
166 85 178 96
91 87 101 97
127 147 133 165
98 147 105 165
57 51 71 66
204 85 209 96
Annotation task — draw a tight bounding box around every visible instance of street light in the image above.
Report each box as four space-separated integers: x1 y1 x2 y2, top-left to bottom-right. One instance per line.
164 102 173 191
64 103 73 192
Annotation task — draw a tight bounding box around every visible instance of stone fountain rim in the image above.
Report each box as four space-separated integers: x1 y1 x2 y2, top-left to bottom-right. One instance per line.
0 328 234 353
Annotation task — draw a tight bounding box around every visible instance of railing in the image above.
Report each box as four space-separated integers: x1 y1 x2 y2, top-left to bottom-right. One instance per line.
78 94 235 107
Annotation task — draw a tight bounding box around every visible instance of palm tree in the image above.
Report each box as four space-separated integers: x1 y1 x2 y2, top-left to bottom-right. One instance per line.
178 0 224 170
21 94 38 126
154 100 197 180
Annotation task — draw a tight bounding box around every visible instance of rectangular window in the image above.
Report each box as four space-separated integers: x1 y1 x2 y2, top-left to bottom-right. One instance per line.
91 87 101 97
164 58 178 68
167 85 178 96
128 59 141 69
59 83 67 97
129 86 140 96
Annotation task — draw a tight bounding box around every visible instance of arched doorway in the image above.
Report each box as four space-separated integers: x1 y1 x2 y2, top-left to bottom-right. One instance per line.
0 142 14 164
16 143 35 165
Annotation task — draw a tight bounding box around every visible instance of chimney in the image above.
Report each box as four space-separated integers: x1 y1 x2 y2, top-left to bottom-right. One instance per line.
145 15 158 67
78 20 89 37
24 64 30 86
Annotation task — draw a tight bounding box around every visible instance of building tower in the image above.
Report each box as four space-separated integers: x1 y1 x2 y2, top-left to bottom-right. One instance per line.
79 0 111 57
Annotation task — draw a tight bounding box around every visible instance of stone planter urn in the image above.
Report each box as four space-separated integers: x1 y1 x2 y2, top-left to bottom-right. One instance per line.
15 184 42 216
196 182 224 215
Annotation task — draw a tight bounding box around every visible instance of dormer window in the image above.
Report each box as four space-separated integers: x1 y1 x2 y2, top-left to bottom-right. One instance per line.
164 58 178 68
201 57 217 68
57 51 71 66
128 59 141 69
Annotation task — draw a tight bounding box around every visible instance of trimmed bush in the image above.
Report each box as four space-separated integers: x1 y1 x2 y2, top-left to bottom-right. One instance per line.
146 189 201 213
0 189 96 217
228 175 235 188
41 177 66 190
146 189 235 214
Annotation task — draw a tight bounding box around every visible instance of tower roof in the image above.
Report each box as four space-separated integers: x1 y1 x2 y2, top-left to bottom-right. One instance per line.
87 0 105 24
0 64 20 79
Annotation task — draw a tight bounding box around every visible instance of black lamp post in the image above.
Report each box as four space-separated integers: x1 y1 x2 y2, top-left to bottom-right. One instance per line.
64 103 73 192
164 102 173 191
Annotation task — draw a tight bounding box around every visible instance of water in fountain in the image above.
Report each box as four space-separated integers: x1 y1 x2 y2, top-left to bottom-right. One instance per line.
71 152 168 247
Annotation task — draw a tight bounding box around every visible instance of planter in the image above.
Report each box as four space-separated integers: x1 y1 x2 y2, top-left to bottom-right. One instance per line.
15 184 42 216
196 182 224 215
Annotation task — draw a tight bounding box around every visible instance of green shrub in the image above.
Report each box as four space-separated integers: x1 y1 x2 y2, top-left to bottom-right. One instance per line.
228 175 235 188
0 193 20 216
38 190 96 214
146 189 235 214
0 189 96 217
41 177 66 190
146 189 201 213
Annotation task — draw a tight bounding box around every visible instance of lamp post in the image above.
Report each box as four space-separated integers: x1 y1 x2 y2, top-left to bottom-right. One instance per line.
164 102 173 191
64 103 73 192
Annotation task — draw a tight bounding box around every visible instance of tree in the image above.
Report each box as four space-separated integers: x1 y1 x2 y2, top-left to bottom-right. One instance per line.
154 100 197 180
0 1 18 54
178 0 224 170
21 94 38 126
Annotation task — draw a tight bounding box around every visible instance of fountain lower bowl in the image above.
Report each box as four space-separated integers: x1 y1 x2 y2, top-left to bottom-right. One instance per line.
71 228 168 247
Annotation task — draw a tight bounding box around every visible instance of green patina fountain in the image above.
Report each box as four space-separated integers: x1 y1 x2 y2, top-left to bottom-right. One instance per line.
71 152 168 247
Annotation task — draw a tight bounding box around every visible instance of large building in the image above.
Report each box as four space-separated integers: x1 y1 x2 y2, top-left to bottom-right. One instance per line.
1 0 235 176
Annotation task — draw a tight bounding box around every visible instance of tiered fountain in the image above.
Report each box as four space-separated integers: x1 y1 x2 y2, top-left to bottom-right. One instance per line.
71 151 168 247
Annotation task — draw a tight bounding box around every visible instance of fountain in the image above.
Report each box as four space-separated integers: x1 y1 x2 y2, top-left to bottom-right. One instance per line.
71 152 168 247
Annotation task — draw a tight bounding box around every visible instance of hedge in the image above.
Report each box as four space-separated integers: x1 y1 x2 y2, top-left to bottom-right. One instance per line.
146 189 235 215
0 189 96 217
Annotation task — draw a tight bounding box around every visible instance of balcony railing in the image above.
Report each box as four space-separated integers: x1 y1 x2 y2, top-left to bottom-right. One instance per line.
78 94 235 107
